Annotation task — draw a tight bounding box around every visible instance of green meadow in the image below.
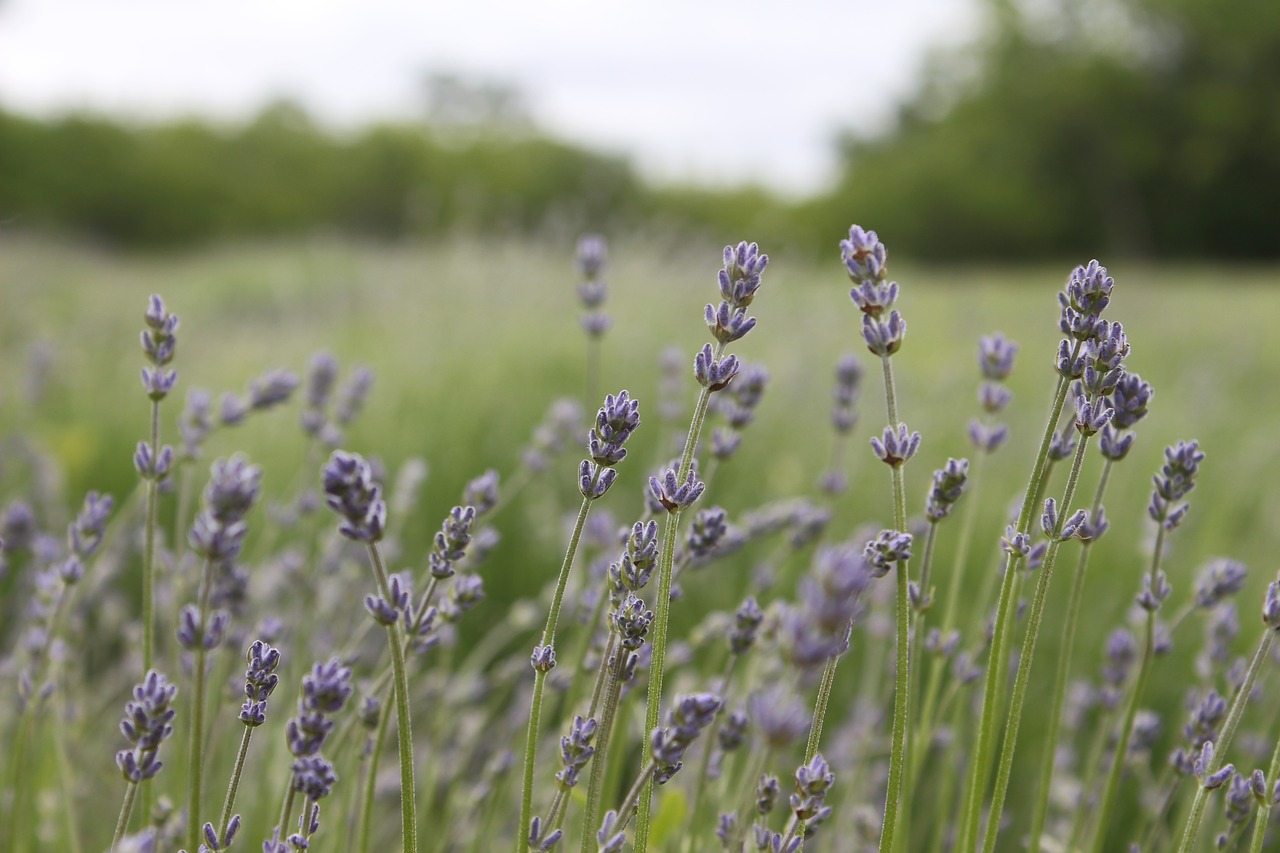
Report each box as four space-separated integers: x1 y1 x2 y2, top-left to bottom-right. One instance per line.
2 236 1279 849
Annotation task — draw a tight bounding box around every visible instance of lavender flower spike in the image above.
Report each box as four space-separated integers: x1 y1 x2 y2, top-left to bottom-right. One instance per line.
719 241 768 308
116 670 178 782
321 450 386 542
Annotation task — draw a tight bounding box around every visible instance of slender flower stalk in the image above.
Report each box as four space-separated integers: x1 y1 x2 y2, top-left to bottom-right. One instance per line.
1091 448 1205 853
959 260 1115 852
182 455 261 851
576 234 611 406
137 294 178 673
981 318 1129 852
321 452 414 853
110 670 178 852
1176 580 1280 852
1247 734 1280 853
518 391 640 852
980 428 1094 853
837 224 915 852
1029 372 1147 850
217 640 281 839
634 241 766 853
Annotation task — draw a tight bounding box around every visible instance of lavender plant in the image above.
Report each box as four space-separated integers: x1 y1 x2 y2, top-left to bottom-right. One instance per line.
2 231 1271 853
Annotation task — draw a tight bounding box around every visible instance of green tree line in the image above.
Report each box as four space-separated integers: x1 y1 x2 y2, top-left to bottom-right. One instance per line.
1 0 1276 258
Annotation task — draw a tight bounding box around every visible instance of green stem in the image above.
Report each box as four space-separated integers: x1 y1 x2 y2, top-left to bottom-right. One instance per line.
1177 630 1275 853
218 727 253 841
878 353 911 853
1089 520 1167 853
143 398 160 673
958 363 1075 853
615 761 658 832
912 452 986 788
636 340 724 853
581 651 625 853
806 654 840 765
187 556 216 852
1028 458 1112 853
110 781 139 853
684 654 739 852
366 542 418 853
518 491 597 853
359 700 392 853
981 429 1091 853
1247 731 1280 853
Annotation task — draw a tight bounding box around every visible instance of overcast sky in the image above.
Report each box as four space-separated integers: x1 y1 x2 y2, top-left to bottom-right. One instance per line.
0 0 978 193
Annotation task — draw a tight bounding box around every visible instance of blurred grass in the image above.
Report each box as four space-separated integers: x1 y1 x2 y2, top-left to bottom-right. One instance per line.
2 237 1279 841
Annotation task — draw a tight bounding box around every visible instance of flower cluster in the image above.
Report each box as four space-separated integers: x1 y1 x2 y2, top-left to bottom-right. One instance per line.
239 640 282 727
842 226 905 356
140 294 179 401
1148 439 1204 529
576 234 611 338
969 333 1017 452
580 391 641 499
322 450 386 542
284 659 352 804
115 670 178 783
925 458 970 522
651 692 723 784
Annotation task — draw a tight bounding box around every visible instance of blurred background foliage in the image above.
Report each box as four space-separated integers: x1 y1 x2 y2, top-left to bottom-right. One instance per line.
1 0 1276 259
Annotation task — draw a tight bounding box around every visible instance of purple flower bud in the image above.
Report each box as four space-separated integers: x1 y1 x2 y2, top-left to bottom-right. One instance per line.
850 279 900 317
612 594 654 651
1075 507 1109 542
531 644 556 673
1205 764 1235 790
1055 338 1088 378
1110 372 1154 429
134 442 175 481
979 333 1018 381
291 755 337 800
141 367 179 401
1137 570 1173 612
575 233 607 278
1195 559 1247 609
578 460 618 499
705 301 757 344
862 310 907 356
649 465 705 513
1074 394 1114 436
840 225 887 284
719 241 768 308
597 811 626 853
248 369 299 411
968 420 1009 453
333 367 375 426
693 344 740 392
1098 424 1135 461
1251 769 1269 805
1002 526 1032 558
1263 581 1280 630
864 529 912 577
871 422 921 466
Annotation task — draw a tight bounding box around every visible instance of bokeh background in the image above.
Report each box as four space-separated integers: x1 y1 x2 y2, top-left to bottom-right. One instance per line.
2 0 1276 259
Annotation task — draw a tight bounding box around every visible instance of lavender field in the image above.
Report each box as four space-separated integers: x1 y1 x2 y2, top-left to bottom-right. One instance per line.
2 234 1279 853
